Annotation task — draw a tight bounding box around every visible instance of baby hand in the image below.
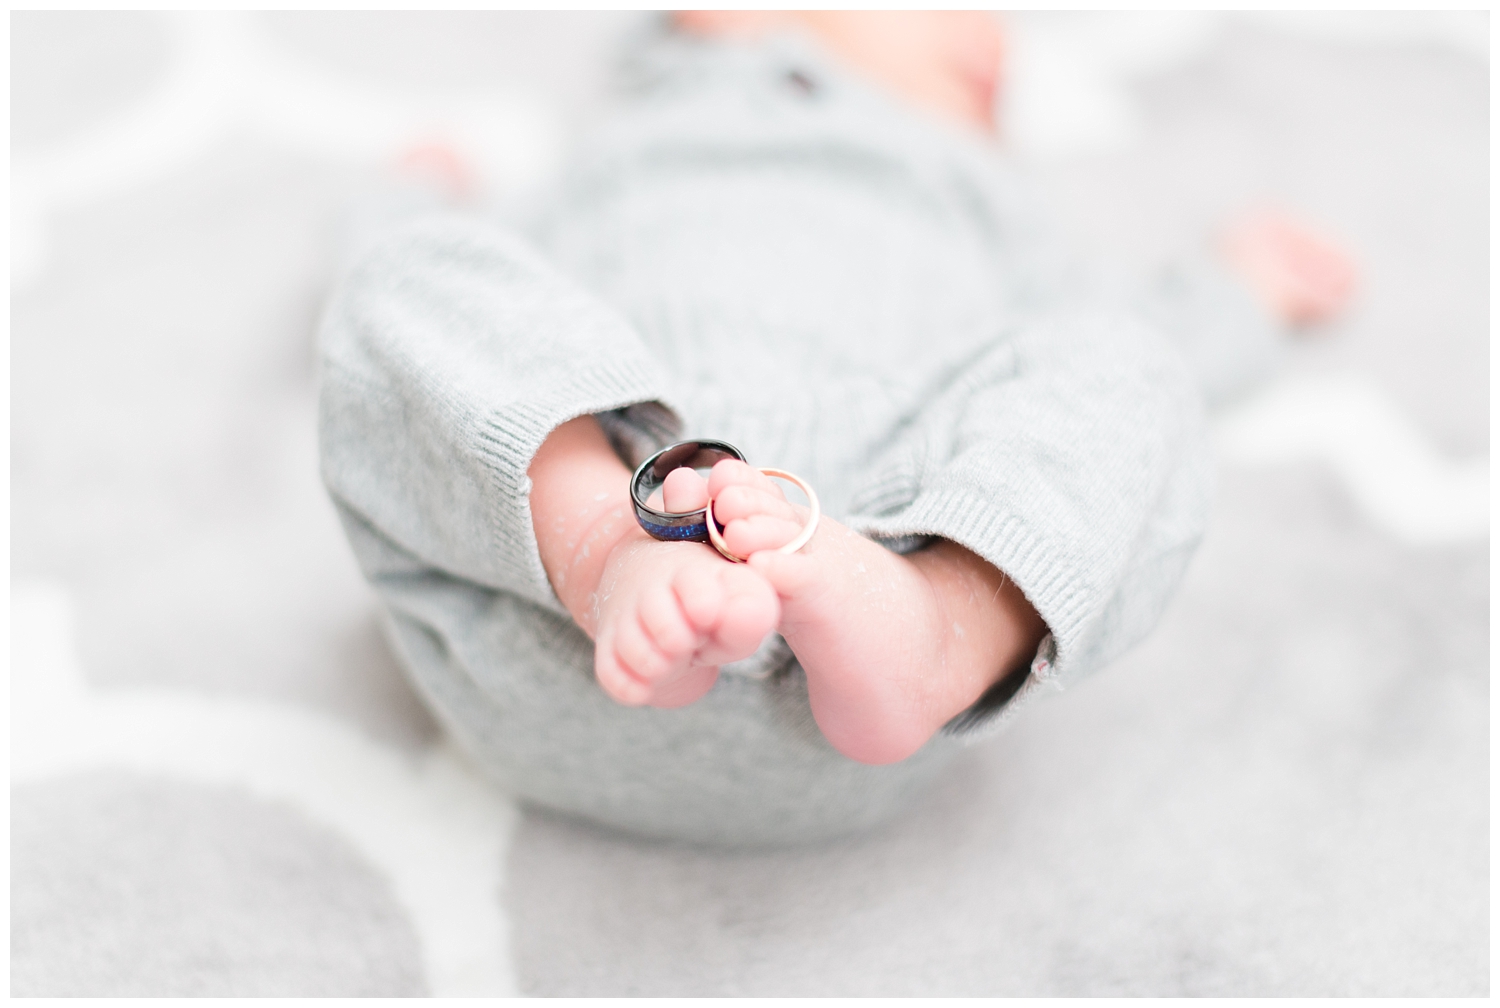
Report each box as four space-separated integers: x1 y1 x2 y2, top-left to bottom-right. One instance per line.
1220 209 1357 328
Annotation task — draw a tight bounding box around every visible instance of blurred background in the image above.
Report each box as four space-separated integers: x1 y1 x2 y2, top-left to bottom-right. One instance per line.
10 11 1488 996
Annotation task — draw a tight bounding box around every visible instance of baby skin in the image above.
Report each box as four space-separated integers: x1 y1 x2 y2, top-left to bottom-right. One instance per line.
529 416 1046 764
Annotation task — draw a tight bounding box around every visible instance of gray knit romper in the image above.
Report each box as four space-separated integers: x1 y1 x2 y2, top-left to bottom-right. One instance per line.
317 29 1276 846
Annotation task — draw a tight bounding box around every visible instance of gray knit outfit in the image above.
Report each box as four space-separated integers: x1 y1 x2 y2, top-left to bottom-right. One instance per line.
318 30 1278 846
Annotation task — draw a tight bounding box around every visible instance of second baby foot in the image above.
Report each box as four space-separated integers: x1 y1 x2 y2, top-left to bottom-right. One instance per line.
708 460 1042 765
592 473 779 708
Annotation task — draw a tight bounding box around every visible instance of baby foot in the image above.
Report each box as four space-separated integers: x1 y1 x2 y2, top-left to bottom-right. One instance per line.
592 471 779 708
1221 209 1357 328
707 461 1034 764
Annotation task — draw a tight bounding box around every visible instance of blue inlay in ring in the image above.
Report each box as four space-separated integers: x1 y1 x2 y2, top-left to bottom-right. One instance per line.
631 439 746 544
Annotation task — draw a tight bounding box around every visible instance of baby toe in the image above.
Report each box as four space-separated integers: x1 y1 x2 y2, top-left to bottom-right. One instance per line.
708 458 783 501
638 578 701 659
747 549 823 603
724 514 806 557
672 559 726 632
662 466 710 513
595 627 649 705
707 565 779 657
610 610 674 691
712 483 799 524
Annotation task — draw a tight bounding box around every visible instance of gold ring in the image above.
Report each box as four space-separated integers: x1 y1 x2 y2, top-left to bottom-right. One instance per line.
705 468 821 563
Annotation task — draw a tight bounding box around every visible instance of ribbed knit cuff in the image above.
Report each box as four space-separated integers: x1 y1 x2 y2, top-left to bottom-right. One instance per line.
942 640 1057 740
855 490 1093 663
849 489 1096 738
473 356 682 614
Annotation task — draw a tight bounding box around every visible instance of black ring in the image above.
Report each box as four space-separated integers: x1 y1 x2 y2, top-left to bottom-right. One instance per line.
631 439 746 543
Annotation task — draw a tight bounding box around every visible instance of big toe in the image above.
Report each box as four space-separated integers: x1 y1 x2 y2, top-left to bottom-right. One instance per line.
723 514 805 557
702 565 780 661
708 458 781 500
747 550 827 606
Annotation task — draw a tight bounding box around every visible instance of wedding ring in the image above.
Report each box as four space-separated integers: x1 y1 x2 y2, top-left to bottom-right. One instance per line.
706 468 821 564
630 439 746 543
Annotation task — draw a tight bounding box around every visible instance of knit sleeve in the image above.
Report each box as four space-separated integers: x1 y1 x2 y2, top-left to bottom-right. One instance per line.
317 212 681 614
846 307 1213 735
1133 251 1286 410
